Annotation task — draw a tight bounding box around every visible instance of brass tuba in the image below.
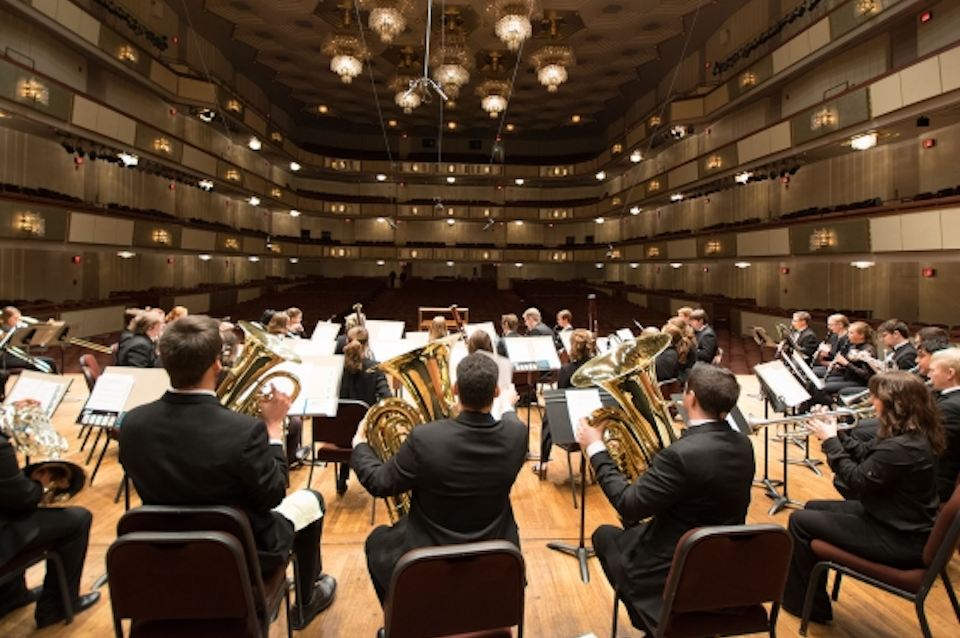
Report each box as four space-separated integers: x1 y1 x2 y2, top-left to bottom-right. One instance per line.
571 333 676 482
361 333 460 522
217 321 301 417
1 401 86 505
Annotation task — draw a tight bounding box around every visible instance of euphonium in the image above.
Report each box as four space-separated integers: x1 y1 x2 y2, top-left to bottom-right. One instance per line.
216 321 301 417
1 401 86 505
571 333 675 482
361 333 460 522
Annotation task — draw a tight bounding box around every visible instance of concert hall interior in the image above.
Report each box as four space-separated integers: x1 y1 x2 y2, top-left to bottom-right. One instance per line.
2 0 960 637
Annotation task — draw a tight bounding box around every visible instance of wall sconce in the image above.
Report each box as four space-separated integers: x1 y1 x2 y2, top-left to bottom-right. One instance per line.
154 138 172 153
225 169 240 181
482 251 491 260
612 143 622 154
649 180 660 192
270 187 281 198
411 250 418 258
650 115 662 127
18 212 45 236
811 107 837 131
740 71 756 88
224 238 239 250
855 0 877 16
647 247 660 258
331 160 348 170
152 229 170 245
809 228 837 250
19 78 49 105
118 46 138 63
705 240 722 254
270 132 282 143
706 155 723 170
226 99 242 113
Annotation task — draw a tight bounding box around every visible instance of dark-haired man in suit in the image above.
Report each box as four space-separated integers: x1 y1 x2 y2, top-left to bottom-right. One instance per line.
120 315 336 630
351 353 526 604
576 363 755 633
689 309 718 363
927 348 960 501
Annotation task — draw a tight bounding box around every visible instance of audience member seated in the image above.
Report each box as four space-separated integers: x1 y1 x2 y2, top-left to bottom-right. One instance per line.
689 309 718 363
926 349 960 501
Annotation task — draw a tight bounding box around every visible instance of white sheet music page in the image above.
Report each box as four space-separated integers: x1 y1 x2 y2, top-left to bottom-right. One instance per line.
616 328 635 342
564 388 604 440
4 373 67 418
527 336 561 369
85 373 136 412
465 321 499 344
310 321 340 343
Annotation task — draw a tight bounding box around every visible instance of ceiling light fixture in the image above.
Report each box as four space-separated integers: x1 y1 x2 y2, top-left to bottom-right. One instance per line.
431 34 472 100
531 44 576 93
851 261 876 269
735 262 752 268
595 217 604 224
363 0 411 44
198 254 212 261
289 258 299 264
391 74 423 113
735 171 753 184
198 179 214 191
595 171 606 181
630 206 641 215
248 196 260 206
323 32 368 84
630 150 643 163
515 178 524 186
248 137 261 150
197 109 215 122
491 0 542 51
477 79 511 118
248 256 260 262
850 132 878 151
446 176 456 184
377 174 387 181
670 262 682 269
118 152 139 167
289 162 301 171
671 193 685 202
117 251 136 259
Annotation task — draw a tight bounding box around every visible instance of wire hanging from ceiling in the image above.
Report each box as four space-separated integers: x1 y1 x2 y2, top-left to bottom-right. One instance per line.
351 0 397 174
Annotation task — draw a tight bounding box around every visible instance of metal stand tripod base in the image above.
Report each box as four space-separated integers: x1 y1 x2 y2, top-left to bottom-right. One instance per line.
785 457 824 476
767 493 805 515
92 572 109 590
753 477 784 498
547 543 595 583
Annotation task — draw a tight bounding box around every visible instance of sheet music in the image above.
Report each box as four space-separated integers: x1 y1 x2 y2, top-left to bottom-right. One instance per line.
4 371 71 419
565 388 604 439
465 321 498 344
616 328 635 342
404 331 430 347
269 356 344 417
596 336 611 353
754 360 810 408
371 339 417 364
84 374 135 413
310 321 340 343
504 336 561 371
289 338 336 357
364 319 405 341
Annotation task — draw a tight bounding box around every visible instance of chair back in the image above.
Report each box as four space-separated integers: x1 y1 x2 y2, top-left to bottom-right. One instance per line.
107 531 260 637
658 524 792 634
384 540 525 638
313 399 369 449
923 483 960 567
79 354 102 392
117 505 270 608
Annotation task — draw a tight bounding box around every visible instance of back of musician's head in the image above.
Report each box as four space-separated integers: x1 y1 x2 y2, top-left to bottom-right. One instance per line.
677 307 693 320
266 312 289 336
1 306 20 326
467 330 493 354
344 313 360 330
159 315 222 389
428 316 448 340
259 309 277 325
569 329 595 362
869 371 945 454
685 363 739 419
286 307 302 320
878 318 910 340
661 322 683 347
456 353 499 410
523 307 541 323
343 326 370 373
131 311 163 336
919 334 951 356
930 348 960 378
501 313 519 332
690 309 709 324
915 325 948 347
557 309 572 325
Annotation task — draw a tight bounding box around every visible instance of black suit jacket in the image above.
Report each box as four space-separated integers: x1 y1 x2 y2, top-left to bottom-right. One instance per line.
891 342 918 371
655 346 681 382
116 334 161 368
695 325 718 363
351 410 527 588
119 392 294 571
0 435 44 566
591 421 755 619
496 331 521 357
526 322 554 338
936 390 960 501
794 327 819 361
339 357 392 406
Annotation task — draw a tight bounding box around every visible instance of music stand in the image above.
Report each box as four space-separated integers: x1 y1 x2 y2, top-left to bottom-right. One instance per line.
750 326 776 363
753 360 810 515
782 351 825 475
542 388 617 583
52 323 79 371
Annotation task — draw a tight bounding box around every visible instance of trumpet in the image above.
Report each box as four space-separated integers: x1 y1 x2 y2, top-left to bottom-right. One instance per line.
745 406 872 438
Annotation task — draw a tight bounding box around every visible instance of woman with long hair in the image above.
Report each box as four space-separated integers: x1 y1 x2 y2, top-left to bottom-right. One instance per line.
536 329 597 473
338 326 392 494
782 371 944 623
116 312 163 368
665 317 696 383
814 321 877 405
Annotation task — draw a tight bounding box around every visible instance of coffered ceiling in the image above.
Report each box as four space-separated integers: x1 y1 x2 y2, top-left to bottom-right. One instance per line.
173 0 751 138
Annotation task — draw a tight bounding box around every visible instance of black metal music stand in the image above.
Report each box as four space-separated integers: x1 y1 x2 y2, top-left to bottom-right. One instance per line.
752 390 784 498
546 453 595 583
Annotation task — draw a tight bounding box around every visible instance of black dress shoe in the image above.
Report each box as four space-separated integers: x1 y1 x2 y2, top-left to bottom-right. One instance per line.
291 574 337 630
0 585 42 618
35 591 100 628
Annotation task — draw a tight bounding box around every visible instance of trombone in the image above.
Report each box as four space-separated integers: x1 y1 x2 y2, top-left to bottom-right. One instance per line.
745 406 872 438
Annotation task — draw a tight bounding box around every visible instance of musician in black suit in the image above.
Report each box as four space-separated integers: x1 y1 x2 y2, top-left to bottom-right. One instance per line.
523 307 554 337
576 363 755 632
812 314 850 378
876 319 917 372
783 372 943 624
351 353 526 603
689 309 718 363
115 311 163 368
814 321 878 405
496 313 521 357
0 403 99 627
0 307 58 374
119 316 337 630
927 349 960 501
791 311 820 363
336 326 391 494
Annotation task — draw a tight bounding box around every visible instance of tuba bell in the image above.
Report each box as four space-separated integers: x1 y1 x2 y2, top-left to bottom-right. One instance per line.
217 321 301 417
1 400 86 505
361 333 460 522
571 333 676 482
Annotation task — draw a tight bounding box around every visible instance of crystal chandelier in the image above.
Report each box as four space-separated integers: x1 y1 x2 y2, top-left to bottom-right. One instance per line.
430 34 473 100
362 0 413 44
390 75 423 114
530 45 576 92
322 33 369 84
477 80 511 118
491 0 542 51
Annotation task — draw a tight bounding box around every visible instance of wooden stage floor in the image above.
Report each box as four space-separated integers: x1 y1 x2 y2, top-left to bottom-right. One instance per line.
1 374 957 638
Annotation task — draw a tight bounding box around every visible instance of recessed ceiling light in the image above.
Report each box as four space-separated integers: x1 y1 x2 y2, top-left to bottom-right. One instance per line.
571 114 581 123
289 209 300 217
446 176 456 183
248 196 260 206
248 137 261 150
376 174 387 181
515 178 524 185
289 162 301 171
630 206 641 215
317 105 329 114
595 171 606 180
850 132 878 151
595 217 605 224
630 150 643 163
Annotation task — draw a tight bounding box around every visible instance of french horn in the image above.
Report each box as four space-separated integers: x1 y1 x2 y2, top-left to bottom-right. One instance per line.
1 400 86 505
217 321 301 418
361 333 460 522
571 333 675 482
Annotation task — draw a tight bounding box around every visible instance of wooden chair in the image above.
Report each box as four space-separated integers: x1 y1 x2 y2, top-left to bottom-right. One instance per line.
307 399 370 490
613 524 792 638
799 485 960 638
383 540 525 638
0 543 74 626
115 505 293 638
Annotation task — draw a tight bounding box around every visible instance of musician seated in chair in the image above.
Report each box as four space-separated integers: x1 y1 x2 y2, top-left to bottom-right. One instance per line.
575 363 755 635
876 319 917 372
812 322 878 406
791 311 821 364
0 401 99 627
120 316 337 630
689 309 718 364
0 307 58 374
351 353 526 604
811 314 850 378
115 311 163 369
